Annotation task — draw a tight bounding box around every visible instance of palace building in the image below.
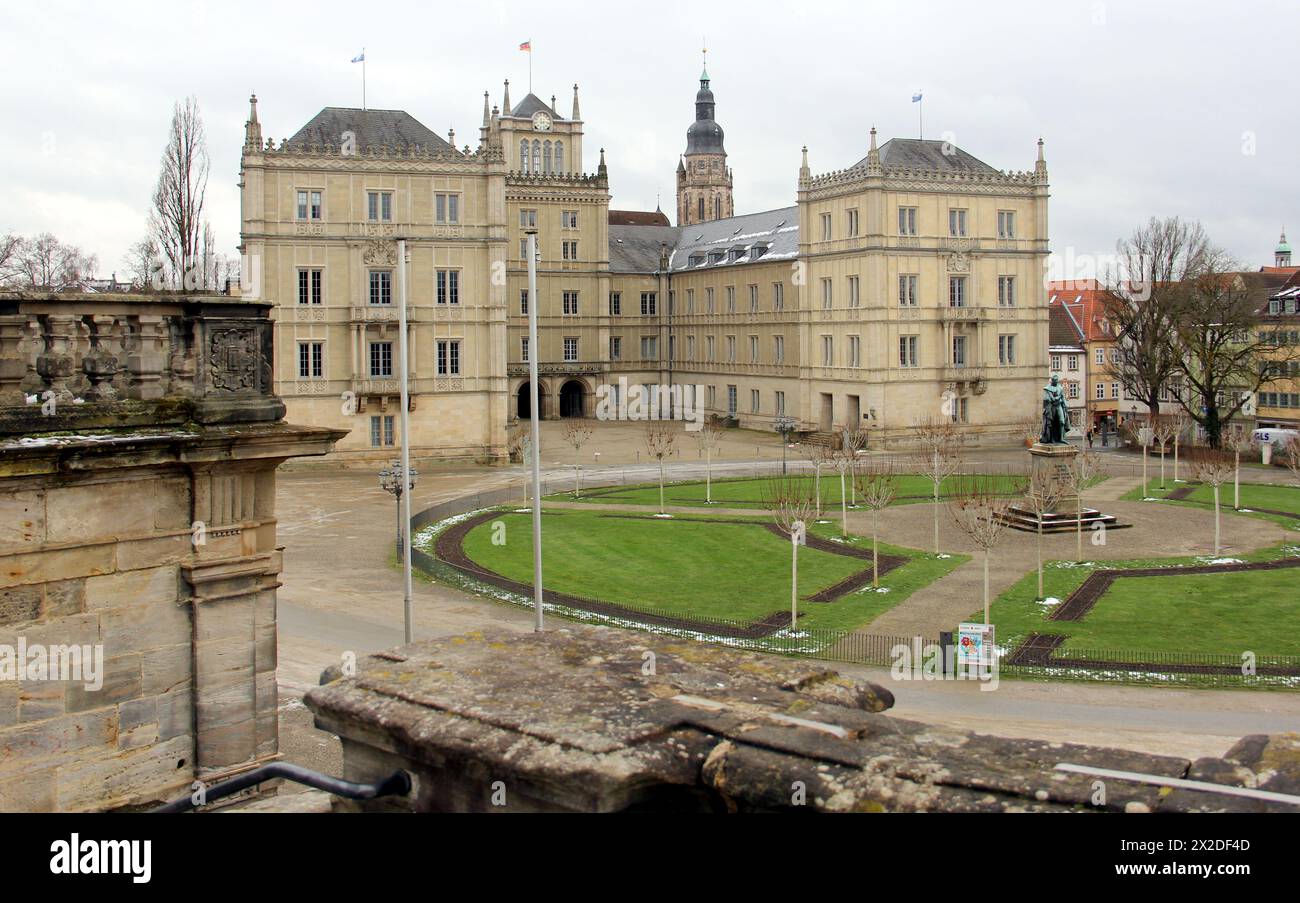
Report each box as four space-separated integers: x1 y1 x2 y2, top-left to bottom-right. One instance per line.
238 66 1050 463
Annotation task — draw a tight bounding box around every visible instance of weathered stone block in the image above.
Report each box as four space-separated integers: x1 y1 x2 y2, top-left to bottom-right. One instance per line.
0 709 117 776
0 490 44 549
156 688 192 742
142 643 191 696
65 653 142 713
0 585 41 626
0 543 114 587
55 734 193 812
100 597 188 651
85 564 180 611
17 678 66 722
0 767 56 812
42 578 85 618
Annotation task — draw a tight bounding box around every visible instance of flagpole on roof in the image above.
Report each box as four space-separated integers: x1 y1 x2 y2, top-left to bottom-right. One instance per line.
363 48 367 111
529 38 533 93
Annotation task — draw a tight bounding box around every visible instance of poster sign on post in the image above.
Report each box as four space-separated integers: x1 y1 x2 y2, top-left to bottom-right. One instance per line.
956 622 995 669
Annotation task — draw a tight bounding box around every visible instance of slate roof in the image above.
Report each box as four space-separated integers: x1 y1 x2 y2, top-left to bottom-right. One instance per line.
609 225 681 273
287 108 451 152
668 206 800 272
854 138 1001 174
510 93 560 119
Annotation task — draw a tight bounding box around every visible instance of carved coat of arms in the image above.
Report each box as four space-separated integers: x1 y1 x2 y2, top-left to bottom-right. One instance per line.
209 328 260 392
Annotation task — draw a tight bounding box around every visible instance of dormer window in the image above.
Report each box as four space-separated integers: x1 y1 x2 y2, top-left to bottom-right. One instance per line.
708 251 724 265
728 247 745 263
751 244 768 259
689 254 704 267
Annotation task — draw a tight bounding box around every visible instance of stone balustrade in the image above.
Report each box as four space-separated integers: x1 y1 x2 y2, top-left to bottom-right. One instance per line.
0 291 283 435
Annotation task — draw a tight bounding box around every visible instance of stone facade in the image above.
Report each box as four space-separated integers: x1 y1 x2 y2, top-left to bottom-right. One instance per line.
0 292 343 811
242 67 1049 461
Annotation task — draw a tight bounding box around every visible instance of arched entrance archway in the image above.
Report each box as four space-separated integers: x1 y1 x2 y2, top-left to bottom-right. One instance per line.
517 382 538 420
559 380 586 418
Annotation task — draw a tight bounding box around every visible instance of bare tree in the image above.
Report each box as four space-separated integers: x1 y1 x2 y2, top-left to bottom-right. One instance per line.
1171 410 1193 483
1188 446 1235 556
912 417 963 554
1017 414 1041 447
642 420 678 515
1285 435 1300 488
947 474 1020 623
1151 415 1177 491
148 96 210 291
0 233 23 287
123 236 162 291
1062 448 1104 563
854 458 898 588
1170 250 1297 448
693 420 723 504
1025 467 1063 599
1222 427 1249 511
1100 217 1209 421
9 233 97 291
562 418 595 497
764 477 819 632
799 440 834 517
1122 417 1152 497
831 427 868 537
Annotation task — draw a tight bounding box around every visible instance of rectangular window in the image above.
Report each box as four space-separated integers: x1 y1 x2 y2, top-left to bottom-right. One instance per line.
707 335 716 361
297 268 323 305
435 193 460 224
1095 382 1105 400
297 341 324 378
562 240 579 260
1051 354 1062 371
519 289 529 315
899 335 918 368
521 336 529 362
949 276 966 307
563 291 579 315
848 275 860 308
561 210 578 229
820 213 832 241
997 210 1016 239
822 278 833 309
774 335 785 364
899 274 918 306
749 284 759 312
822 335 834 367
749 335 758 362
370 415 395 447
898 206 917 236
751 389 760 414
999 334 1017 365
686 288 695 314
1111 382 1120 399
952 335 967 367
519 209 537 228
297 189 323 221
367 191 393 222
686 335 695 360
998 276 1016 307
1068 382 1079 399
950 397 969 424
609 336 621 360
564 337 579 362
726 335 736 363
773 282 784 311
640 292 657 315
369 341 392 377
609 292 621 315
725 286 736 313
847 208 859 238
727 385 737 416
848 335 861 367
1096 348 1105 365
776 391 785 415
1067 355 1079 371
948 208 967 237
436 339 461 376
640 336 657 360
368 270 392 305
706 287 716 314
436 269 460 305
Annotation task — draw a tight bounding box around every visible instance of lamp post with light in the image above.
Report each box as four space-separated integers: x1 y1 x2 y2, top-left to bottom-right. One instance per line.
379 460 418 557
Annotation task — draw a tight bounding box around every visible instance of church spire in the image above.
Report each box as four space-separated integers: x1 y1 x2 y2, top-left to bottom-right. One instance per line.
571 84 581 120
503 79 511 116
482 91 490 127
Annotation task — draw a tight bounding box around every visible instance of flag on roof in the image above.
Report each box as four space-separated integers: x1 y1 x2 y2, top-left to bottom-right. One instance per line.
519 41 531 51
912 91 923 102
351 51 365 63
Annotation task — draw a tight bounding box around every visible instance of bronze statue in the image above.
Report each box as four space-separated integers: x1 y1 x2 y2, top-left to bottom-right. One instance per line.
1040 375 1069 444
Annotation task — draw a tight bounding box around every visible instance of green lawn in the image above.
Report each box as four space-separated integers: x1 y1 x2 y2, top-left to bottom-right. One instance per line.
457 509 965 632
554 472 1032 510
982 544 1300 656
1123 479 1300 529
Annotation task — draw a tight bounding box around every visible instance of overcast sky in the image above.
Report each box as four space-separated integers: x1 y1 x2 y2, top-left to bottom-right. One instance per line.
1 0 1295 278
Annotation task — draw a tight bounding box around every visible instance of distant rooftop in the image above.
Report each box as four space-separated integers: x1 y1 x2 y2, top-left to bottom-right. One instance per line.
287 107 452 152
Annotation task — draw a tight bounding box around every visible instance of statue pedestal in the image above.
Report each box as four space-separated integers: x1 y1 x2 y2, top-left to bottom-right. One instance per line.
999 442 1127 533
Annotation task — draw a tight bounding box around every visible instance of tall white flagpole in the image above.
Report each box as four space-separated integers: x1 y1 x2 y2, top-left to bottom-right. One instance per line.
525 228 544 632
397 238 413 643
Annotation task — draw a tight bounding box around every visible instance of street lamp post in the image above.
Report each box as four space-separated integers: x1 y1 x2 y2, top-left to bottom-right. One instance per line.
775 415 797 475
379 460 418 557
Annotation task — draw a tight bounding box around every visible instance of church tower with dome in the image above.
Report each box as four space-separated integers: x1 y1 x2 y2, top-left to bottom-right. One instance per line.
676 58 734 226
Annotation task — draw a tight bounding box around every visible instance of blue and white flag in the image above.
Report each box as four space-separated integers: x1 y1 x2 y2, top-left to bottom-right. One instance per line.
351 51 365 63
912 91 923 103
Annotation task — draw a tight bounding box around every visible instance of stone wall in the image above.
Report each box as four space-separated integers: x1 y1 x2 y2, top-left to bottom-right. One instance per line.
0 291 344 811
306 625 1300 813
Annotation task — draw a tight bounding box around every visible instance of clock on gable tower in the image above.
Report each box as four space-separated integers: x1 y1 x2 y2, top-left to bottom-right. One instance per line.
499 80 584 175
676 64 734 226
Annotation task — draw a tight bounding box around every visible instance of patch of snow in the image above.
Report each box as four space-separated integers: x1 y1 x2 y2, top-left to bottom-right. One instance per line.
653 513 674 519
936 553 952 559
1037 596 1062 607
1195 556 1243 565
